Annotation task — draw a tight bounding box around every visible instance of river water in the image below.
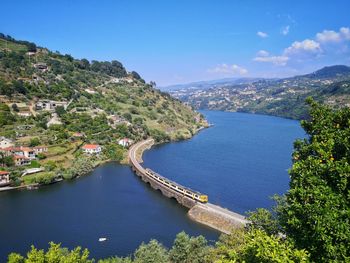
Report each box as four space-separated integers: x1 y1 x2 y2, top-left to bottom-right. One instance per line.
0 111 304 260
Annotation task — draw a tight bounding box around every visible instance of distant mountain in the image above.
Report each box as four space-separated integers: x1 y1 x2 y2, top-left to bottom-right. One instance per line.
170 65 350 120
304 65 350 79
161 77 266 91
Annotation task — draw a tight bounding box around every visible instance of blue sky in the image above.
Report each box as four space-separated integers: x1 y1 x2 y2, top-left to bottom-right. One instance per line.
1 1 350 86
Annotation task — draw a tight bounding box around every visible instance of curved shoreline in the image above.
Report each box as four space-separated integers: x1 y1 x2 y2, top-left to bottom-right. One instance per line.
128 138 248 234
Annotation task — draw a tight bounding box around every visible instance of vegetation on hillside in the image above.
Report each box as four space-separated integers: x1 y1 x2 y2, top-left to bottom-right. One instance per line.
7 100 349 262
0 33 206 140
172 65 350 119
0 34 206 186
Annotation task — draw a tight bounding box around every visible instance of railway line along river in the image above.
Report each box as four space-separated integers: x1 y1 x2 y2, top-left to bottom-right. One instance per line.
0 111 304 261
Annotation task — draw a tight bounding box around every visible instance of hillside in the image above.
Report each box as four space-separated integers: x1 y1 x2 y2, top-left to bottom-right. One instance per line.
170 65 350 119
0 34 207 186
161 77 265 92
0 34 207 139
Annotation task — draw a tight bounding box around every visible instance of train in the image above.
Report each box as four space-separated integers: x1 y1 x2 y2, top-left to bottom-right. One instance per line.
145 168 208 203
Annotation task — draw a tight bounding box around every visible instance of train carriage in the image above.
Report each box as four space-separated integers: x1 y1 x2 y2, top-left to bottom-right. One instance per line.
145 168 208 203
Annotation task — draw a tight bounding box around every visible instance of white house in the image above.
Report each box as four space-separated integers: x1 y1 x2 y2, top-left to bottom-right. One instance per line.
17 112 32 117
82 144 102 154
0 137 14 149
0 171 10 187
33 146 48 154
35 100 68 111
118 138 133 148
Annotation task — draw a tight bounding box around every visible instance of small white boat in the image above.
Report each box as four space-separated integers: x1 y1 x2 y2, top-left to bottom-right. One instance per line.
99 237 107 242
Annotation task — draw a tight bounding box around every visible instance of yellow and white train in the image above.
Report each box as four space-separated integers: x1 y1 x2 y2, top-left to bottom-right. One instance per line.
145 168 208 203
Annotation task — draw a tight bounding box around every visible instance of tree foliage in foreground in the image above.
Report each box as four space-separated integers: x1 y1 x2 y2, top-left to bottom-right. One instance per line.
276 98 350 262
7 229 308 263
7 242 93 263
213 228 309 263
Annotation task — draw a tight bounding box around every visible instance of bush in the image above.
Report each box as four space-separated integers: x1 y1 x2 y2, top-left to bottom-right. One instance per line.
29 137 40 147
149 129 170 143
63 157 94 179
37 153 46 160
29 160 41 168
103 144 125 161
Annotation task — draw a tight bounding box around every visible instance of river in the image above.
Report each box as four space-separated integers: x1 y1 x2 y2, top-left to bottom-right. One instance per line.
0 111 304 260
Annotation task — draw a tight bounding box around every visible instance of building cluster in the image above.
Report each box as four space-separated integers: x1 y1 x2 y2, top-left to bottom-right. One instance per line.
0 137 47 167
0 136 49 187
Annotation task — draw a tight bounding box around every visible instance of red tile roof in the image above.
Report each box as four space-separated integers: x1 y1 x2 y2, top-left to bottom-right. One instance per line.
13 155 29 160
82 144 100 150
0 171 9 175
3 146 33 152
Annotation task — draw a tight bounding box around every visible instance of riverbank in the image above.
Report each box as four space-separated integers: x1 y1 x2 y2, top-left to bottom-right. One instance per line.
1 124 207 193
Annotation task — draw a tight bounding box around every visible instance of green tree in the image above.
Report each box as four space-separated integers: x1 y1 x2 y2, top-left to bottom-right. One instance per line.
63 157 94 179
55 105 66 117
277 98 350 262
123 113 132 122
26 42 37 52
149 129 170 143
44 160 57 171
104 144 125 161
213 228 309 263
7 242 93 263
134 240 169 263
98 257 132 263
0 152 14 167
37 153 46 160
246 208 280 236
0 103 15 125
29 137 41 147
29 160 41 168
169 231 210 263
7 253 24 263
11 103 19 112
12 80 27 94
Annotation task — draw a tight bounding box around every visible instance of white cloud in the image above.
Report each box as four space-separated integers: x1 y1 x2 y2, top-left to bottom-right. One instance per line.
316 30 341 43
284 39 322 55
253 26 350 68
257 31 268 38
253 55 289 66
316 27 350 43
281 25 290 35
257 50 269 57
340 27 350 40
208 64 248 75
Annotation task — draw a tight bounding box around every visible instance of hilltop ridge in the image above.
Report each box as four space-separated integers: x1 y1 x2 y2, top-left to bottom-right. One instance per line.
171 65 350 119
0 34 207 186
0 34 207 141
